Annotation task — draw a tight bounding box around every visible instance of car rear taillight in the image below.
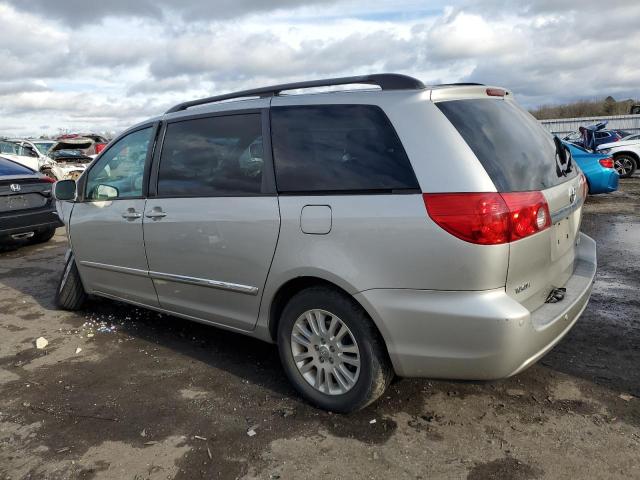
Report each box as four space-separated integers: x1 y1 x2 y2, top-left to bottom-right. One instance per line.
423 191 551 245
95 143 107 154
40 176 56 183
599 157 614 168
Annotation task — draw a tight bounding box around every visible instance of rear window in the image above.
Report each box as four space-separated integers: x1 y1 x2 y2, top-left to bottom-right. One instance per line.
437 99 576 192
0 157 34 176
271 105 419 193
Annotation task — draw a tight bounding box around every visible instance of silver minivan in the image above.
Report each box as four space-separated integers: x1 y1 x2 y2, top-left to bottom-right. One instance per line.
54 74 597 412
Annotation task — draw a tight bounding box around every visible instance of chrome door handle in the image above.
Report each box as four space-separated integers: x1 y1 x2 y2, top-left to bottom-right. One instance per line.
145 210 167 219
122 210 142 220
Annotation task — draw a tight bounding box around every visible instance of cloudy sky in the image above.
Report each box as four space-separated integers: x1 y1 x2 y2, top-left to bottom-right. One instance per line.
1 0 638 137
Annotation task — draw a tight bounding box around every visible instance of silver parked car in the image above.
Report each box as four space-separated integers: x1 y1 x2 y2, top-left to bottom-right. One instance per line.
54 74 597 412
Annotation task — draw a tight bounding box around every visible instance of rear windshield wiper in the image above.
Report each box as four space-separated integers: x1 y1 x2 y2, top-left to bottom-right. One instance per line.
554 136 572 177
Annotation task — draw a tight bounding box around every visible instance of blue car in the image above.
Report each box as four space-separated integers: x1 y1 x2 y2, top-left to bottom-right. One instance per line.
563 141 619 194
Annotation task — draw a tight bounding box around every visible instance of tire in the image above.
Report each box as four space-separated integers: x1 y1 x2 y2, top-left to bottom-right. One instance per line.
277 286 393 413
29 227 56 245
614 154 637 178
55 252 87 311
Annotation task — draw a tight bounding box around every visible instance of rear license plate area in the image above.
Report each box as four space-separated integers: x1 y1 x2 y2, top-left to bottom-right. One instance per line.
551 217 572 260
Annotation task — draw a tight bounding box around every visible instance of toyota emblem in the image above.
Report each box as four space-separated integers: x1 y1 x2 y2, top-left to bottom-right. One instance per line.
569 185 576 204
10 184 21 192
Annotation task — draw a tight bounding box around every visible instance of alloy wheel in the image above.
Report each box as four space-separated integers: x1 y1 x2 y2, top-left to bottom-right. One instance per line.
290 309 361 395
614 157 633 176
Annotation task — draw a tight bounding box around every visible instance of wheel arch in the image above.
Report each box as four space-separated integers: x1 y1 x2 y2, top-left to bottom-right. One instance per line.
267 276 392 364
613 150 639 165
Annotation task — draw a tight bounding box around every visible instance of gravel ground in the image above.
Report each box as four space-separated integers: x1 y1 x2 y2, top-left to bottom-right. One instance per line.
0 177 638 480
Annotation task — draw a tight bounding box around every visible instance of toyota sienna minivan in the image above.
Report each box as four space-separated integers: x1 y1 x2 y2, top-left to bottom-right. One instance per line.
54 74 596 412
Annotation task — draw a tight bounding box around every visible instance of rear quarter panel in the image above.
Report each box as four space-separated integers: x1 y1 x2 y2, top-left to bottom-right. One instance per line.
263 194 509 293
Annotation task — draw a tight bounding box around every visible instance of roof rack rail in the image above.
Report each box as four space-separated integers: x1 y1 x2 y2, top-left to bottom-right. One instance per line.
165 73 425 114
432 82 485 87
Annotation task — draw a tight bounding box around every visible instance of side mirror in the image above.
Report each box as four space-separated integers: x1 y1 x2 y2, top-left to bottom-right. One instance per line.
95 184 118 200
54 179 77 201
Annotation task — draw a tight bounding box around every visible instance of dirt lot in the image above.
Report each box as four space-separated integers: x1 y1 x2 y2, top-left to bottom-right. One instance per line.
1 178 639 480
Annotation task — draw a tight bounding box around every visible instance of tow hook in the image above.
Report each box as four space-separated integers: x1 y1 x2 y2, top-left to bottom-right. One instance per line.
545 287 567 303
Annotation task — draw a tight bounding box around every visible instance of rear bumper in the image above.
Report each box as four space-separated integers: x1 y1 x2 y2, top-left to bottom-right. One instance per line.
355 233 597 379
588 169 619 194
0 208 62 241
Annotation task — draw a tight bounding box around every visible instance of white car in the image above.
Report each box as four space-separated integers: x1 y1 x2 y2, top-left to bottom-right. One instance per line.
4 139 91 181
0 140 60 178
597 134 640 177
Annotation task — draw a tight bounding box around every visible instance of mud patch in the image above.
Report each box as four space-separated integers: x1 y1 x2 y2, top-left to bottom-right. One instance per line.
323 414 397 444
407 413 444 441
19 312 44 321
467 457 543 480
0 368 20 385
1 323 26 332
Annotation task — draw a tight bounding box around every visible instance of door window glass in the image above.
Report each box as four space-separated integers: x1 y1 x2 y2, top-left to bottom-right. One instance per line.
157 114 263 197
86 128 153 200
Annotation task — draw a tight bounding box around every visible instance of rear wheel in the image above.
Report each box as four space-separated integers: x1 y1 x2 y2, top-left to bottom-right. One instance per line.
55 252 87 311
29 227 56 245
277 286 393 412
614 154 636 178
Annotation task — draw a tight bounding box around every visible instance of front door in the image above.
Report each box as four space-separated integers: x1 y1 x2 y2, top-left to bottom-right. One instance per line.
143 110 280 331
70 126 159 306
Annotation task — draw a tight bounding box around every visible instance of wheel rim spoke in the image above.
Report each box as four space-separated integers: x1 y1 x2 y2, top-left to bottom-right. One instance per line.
305 311 321 336
340 355 360 368
339 365 357 386
294 322 313 340
294 352 313 362
292 333 311 348
332 367 350 390
290 308 361 396
328 316 339 336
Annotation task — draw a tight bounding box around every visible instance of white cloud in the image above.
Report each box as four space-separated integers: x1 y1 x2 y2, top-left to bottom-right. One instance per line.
0 0 638 136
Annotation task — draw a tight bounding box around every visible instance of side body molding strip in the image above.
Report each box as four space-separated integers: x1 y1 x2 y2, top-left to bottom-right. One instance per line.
149 271 259 296
79 261 259 296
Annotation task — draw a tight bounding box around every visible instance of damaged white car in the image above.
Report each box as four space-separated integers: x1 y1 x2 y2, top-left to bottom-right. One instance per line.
4 138 95 181
47 138 96 180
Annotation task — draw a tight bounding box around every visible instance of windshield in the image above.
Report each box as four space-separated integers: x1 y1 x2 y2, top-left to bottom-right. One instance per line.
437 99 577 192
33 142 55 154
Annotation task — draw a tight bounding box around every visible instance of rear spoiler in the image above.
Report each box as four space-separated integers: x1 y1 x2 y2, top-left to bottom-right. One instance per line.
430 85 513 102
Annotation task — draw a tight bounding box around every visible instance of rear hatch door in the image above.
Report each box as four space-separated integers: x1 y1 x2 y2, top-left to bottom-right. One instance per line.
436 95 583 312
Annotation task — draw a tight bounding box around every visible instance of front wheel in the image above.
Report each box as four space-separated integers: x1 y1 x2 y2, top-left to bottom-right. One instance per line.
614 154 637 178
55 252 87 311
277 286 393 413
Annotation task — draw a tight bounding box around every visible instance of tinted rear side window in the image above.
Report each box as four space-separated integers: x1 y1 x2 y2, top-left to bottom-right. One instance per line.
437 99 576 192
0 157 34 176
158 114 264 197
271 105 418 193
